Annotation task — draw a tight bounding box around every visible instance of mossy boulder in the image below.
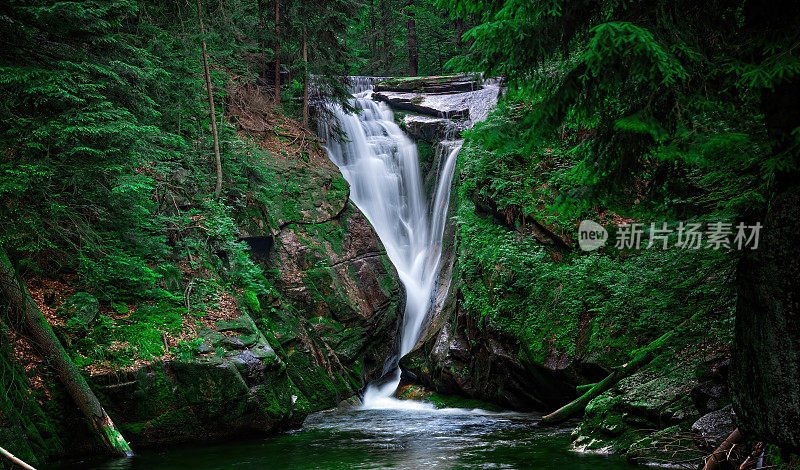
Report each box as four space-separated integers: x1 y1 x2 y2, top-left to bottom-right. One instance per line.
396 384 503 411
570 352 727 467
59 292 99 324
92 351 302 446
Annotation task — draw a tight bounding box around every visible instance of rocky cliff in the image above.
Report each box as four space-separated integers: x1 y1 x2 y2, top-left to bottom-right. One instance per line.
0 94 402 466
385 80 739 468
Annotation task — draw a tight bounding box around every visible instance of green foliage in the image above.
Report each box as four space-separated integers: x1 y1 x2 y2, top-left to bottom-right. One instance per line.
443 0 800 209
346 0 470 76
454 190 735 366
440 0 800 378
0 1 172 286
0 0 358 300
67 301 184 367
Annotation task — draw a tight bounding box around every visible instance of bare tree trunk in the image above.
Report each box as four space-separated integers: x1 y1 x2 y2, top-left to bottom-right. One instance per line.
0 250 132 457
196 0 223 198
541 316 694 425
274 0 281 105
381 0 390 75
302 25 309 129
258 0 267 79
406 0 418 76
369 0 377 59
0 446 36 470
702 428 742 470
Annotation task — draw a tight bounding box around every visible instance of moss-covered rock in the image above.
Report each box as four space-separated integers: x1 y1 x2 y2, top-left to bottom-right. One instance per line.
90 316 305 448
570 352 728 467
396 384 503 411
58 292 99 325
227 138 404 413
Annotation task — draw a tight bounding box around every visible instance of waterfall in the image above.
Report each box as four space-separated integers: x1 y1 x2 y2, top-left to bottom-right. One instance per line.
318 77 497 409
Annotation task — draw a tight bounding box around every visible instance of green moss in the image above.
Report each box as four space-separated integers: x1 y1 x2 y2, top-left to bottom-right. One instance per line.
0 328 63 466
427 392 503 411
242 290 261 315
396 385 503 411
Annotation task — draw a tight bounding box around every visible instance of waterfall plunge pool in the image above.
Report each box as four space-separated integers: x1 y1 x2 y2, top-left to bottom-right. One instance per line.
48 407 638 469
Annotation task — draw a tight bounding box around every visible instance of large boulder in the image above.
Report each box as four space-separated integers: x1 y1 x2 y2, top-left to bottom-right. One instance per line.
373 90 470 119
691 405 738 450
403 114 464 142
265 203 402 408
373 81 500 123
90 313 304 447
234 142 404 411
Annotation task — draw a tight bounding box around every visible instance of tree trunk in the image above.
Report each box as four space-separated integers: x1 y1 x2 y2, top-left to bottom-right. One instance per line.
258 0 267 79
369 0 377 59
541 318 691 425
302 25 309 129
730 15 800 445
274 0 281 105
702 428 742 470
381 0 390 75
0 446 36 470
406 0 418 76
196 0 223 198
0 250 132 457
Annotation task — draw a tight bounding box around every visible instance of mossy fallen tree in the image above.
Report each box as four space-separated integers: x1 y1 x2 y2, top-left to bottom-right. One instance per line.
0 249 132 457
541 315 696 425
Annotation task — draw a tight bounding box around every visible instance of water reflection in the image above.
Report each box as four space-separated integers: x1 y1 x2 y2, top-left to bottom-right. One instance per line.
48 408 637 470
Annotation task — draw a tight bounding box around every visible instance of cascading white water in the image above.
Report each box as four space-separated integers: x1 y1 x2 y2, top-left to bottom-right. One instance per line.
319 77 497 409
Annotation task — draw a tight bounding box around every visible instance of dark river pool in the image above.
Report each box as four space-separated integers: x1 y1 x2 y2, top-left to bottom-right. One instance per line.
48 407 638 469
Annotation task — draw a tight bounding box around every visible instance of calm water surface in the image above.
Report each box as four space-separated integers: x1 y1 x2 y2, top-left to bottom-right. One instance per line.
50 408 636 469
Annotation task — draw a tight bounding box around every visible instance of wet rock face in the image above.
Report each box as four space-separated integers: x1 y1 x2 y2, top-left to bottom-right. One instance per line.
401 303 578 411
403 114 464 142
235 151 403 411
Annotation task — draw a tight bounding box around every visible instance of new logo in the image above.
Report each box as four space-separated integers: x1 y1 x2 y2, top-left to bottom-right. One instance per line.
578 220 608 251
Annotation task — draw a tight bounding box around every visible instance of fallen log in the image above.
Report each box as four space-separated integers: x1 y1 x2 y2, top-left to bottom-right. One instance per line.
703 428 743 470
541 315 695 425
0 249 132 457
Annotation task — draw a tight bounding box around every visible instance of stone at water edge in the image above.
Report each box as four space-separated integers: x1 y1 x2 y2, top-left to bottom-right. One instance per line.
691 404 738 451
